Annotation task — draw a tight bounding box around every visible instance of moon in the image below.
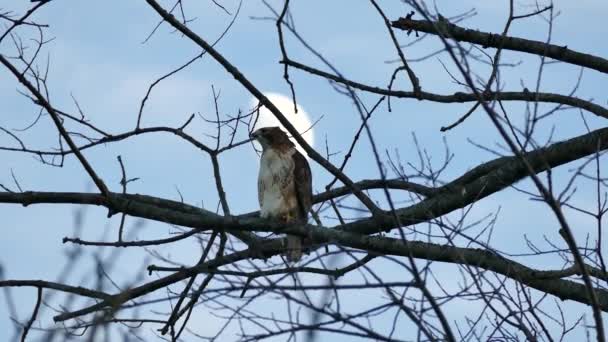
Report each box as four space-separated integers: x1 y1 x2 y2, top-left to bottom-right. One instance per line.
250 93 315 156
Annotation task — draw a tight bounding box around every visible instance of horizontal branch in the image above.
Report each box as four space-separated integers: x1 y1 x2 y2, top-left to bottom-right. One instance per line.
210 282 416 292
283 59 608 120
296 226 608 312
0 125 215 157
0 177 435 222
2 127 606 238
315 178 437 200
2 127 607 321
52 218 608 322
391 17 608 74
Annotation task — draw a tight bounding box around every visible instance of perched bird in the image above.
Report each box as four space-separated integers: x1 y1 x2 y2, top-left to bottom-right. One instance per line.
250 126 312 262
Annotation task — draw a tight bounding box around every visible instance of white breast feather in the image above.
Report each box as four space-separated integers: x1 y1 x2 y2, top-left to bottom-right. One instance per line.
259 148 296 219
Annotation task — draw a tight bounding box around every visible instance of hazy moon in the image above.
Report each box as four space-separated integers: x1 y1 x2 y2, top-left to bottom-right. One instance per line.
250 93 315 156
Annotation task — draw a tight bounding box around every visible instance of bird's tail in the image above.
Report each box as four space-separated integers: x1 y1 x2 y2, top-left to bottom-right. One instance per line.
286 235 302 262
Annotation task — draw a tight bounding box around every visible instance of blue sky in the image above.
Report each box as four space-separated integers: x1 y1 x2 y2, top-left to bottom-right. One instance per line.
1 0 608 340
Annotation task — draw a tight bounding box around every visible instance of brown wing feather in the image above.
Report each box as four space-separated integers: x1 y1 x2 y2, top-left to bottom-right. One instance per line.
292 151 312 223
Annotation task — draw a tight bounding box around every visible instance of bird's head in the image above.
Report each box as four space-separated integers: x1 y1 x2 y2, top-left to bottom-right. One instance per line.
250 126 291 149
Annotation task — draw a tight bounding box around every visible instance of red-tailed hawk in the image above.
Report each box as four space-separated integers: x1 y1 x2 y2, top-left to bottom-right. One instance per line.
251 126 312 262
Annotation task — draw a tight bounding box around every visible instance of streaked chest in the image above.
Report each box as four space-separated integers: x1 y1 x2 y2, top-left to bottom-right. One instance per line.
258 148 296 216
259 148 294 186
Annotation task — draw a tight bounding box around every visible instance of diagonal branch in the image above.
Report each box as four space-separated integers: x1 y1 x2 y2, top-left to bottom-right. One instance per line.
343 126 608 235
0 54 110 196
0 280 111 300
144 0 382 216
20 286 41 342
391 17 608 74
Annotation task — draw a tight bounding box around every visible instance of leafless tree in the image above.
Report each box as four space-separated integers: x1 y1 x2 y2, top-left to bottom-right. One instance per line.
1 0 607 341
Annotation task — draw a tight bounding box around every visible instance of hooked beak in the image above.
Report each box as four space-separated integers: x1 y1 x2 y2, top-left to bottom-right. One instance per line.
250 130 259 140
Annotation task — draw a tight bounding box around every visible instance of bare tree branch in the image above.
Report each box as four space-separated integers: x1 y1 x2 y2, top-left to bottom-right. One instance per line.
391 16 608 74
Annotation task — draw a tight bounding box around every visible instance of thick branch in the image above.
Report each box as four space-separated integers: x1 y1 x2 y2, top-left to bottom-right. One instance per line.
2 127 607 237
2 127 608 321
344 126 608 235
